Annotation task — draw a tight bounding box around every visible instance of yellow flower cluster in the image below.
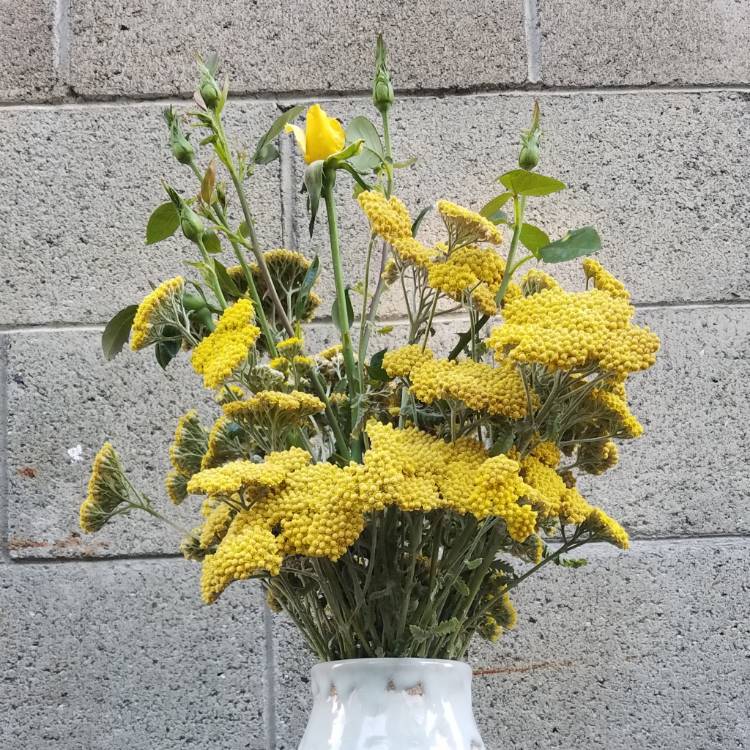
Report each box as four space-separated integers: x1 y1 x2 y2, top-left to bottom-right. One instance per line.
169 411 208 477
191 300 261 389
79 443 129 533
583 258 630 300
517 453 572 519
130 277 185 351
382 344 435 378
478 578 517 642
245 249 321 322
488 285 659 376
165 411 208 504
199 499 235 548
357 191 412 245
518 451 628 546
590 388 643 438
223 390 325 427
316 343 343 361
407 357 530 420
191 413 633 602
521 269 560 295
187 458 288 498
201 415 245 470
577 439 619 475
392 237 435 268
584 507 630 549
427 245 506 315
530 440 561 468
201 521 282 603
277 336 304 357
437 200 503 247
165 470 189 505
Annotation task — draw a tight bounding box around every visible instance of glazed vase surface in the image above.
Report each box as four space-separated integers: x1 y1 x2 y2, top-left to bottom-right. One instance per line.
297 657 485 750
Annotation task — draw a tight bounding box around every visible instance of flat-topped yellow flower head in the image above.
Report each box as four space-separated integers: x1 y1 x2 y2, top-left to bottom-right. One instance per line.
285 104 345 164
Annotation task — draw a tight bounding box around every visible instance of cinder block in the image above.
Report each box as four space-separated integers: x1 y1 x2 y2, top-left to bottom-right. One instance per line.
68 1 527 98
580 305 750 538
288 91 750 311
0 0 58 102
272 538 750 749
5 330 213 558
0 102 281 326
539 0 750 86
0 559 267 748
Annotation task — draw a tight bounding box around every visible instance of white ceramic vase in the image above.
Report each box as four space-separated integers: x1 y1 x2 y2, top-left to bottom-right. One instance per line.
297 658 485 750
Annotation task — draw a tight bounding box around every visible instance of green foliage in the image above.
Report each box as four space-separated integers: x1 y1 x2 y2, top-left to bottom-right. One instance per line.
480 192 512 224
498 169 566 197
145 202 180 245
539 226 602 263
331 287 354 333
519 222 550 255
346 116 385 172
253 104 305 165
101 305 138 360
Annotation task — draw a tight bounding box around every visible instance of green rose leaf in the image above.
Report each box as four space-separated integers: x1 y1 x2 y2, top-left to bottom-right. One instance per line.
411 206 431 238
202 230 222 254
293 255 320 320
346 116 384 172
303 160 325 236
368 348 389 382
489 426 515 456
254 142 279 166
519 223 550 255
155 334 181 370
480 192 512 224
253 104 305 165
331 287 354 333
498 169 566 197
214 260 243 299
145 202 180 245
101 304 138 361
538 226 602 263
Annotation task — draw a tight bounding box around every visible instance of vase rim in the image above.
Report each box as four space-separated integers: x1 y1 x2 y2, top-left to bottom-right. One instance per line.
311 656 470 675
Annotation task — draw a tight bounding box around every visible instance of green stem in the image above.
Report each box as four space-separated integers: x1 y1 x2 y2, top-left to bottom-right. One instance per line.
358 232 378 384
494 195 527 306
225 146 295 338
420 293 440 352
381 111 393 197
323 176 362 461
196 236 227 308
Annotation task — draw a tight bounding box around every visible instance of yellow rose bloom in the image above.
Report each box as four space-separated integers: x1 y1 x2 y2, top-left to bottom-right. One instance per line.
285 104 345 164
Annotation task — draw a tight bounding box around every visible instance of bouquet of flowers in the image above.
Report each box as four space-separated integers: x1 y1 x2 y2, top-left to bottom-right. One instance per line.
81 38 659 662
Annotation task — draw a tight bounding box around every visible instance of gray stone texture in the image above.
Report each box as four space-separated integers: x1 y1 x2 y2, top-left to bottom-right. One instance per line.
290 91 750 314
5 329 212 558
0 102 281 326
273 538 750 749
539 0 750 86
0 560 267 748
579 305 750 538
0 0 59 102
68 1 527 98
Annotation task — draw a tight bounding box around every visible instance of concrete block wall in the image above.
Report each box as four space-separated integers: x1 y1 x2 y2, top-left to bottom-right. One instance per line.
1 1 748 747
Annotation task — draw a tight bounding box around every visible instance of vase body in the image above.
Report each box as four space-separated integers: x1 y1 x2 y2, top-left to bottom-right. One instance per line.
297 658 485 750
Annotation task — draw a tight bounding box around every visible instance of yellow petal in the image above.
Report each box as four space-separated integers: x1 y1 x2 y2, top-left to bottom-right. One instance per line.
284 123 307 157
304 104 345 164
